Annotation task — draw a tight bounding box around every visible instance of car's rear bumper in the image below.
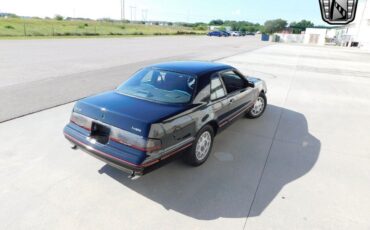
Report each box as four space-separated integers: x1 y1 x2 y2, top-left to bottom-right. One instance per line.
64 124 194 177
64 125 145 176
65 133 144 176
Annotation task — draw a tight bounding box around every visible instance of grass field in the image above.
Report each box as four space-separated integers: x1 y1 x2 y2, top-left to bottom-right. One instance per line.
0 18 207 38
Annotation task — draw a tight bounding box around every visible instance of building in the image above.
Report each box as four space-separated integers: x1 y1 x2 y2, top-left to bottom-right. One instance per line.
274 33 304 43
209 26 232 32
338 0 370 50
303 28 328 45
300 1 370 49
145 21 170 26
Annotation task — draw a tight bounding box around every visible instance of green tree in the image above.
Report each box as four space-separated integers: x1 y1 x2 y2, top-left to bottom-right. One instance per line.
240 27 247 33
218 26 226 31
264 19 287 34
54 14 64 21
209 19 224 25
289 20 314 34
245 25 259 32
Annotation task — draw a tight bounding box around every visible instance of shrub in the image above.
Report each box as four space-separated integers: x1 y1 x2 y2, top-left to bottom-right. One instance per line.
154 32 172 35
195 25 207 31
4 25 15 29
120 25 125 29
109 32 124 35
82 32 99 36
56 32 82 36
78 23 89 29
176 31 196 35
132 31 144 35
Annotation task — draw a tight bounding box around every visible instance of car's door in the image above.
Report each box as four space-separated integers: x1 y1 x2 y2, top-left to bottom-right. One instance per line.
219 69 256 123
209 74 230 125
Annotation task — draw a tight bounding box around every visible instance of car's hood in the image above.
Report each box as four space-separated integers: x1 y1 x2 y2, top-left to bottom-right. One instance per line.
74 91 188 137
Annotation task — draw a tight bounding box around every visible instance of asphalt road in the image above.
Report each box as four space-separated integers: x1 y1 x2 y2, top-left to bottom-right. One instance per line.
1 43 369 229
0 36 268 122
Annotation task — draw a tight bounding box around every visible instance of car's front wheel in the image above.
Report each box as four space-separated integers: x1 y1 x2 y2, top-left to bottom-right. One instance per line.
246 92 267 119
184 125 214 166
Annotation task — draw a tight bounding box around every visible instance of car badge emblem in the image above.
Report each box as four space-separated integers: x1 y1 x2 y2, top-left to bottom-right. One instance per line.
132 126 142 133
319 0 358 25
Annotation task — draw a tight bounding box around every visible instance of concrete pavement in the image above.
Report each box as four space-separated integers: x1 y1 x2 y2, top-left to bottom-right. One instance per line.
0 43 369 229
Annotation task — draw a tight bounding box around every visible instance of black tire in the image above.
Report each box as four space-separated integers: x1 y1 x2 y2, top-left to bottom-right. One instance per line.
246 92 267 119
184 125 214 166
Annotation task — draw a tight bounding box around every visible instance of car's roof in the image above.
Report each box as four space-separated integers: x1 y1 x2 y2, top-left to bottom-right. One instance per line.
148 61 232 76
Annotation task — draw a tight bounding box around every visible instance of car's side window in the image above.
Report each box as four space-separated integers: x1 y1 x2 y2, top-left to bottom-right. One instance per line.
220 70 246 94
210 75 227 101
141 70 154 83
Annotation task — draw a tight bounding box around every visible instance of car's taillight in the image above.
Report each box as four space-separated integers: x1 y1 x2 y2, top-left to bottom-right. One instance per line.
110 127 161 152
70 112 92 131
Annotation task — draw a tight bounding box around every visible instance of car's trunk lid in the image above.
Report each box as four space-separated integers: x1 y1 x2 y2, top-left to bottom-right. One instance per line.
74 91 188 137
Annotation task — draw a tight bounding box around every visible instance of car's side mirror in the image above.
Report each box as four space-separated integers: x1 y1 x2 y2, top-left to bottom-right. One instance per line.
246 81 255 88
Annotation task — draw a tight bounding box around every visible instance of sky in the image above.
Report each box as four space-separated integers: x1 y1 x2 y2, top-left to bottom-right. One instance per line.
0 0 356 25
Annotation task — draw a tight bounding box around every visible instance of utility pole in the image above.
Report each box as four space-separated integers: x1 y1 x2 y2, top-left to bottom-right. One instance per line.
120 0 125 21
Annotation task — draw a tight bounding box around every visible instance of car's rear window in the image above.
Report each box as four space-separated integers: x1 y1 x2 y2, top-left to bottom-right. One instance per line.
117 68 197 104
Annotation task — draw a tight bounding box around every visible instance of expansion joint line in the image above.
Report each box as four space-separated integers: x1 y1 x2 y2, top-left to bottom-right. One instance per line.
243 47 302 230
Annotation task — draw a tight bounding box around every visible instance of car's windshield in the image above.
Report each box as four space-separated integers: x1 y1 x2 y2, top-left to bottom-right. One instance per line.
117 68 197 104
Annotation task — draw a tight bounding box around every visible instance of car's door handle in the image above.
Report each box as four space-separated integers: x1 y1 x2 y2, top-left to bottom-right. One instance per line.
229 98 234 104
240 89 246 93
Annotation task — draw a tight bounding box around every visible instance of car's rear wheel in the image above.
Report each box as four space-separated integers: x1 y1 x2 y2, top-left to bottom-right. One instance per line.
184 125 214 166
246 92 267 119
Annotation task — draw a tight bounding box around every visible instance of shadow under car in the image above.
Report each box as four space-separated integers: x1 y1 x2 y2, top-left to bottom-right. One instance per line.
98 105 321 220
